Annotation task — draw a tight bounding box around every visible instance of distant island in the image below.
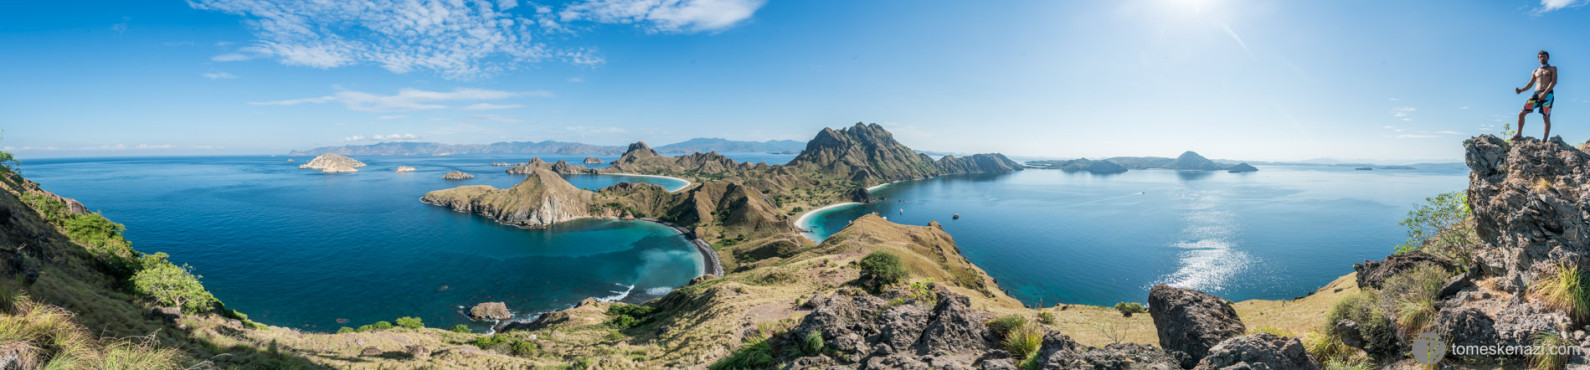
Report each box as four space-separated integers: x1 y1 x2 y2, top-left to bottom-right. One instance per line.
290 137 807 156
298 153 366 173
1028 151 1248 174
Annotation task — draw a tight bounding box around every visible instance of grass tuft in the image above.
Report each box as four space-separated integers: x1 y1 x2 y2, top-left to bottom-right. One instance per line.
1531 331 1572 370
1002 323 1043 362
1529 263 1590 322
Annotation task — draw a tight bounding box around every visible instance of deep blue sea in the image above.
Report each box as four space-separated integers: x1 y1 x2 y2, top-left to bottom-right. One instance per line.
18 153 791 332
805 166 1469 307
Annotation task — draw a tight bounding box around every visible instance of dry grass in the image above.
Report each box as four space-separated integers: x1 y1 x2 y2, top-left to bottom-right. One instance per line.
1233 273 1361 339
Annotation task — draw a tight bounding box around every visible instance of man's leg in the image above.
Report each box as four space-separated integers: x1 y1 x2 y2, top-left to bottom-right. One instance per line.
1544 113 1552 139
1515 110 1528 140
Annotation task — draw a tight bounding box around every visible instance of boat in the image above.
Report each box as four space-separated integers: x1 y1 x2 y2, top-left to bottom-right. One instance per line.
952 214 960 220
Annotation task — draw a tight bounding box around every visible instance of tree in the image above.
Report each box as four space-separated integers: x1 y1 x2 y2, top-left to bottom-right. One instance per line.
132 253 217 313
1396 191 1478 265
859 251 908 288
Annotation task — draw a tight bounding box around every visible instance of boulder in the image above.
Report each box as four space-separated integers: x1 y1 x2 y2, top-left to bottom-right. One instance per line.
469 302 512 321
1193 333 1317 370
1147 284 1246 368
1352 251 1457 289
1433 306 1499 348
1464 135 1590 292
405 345 430 359
913 288 994 354
1493 297 1570 347
845 187 876 203
359 346 382 357
1079 343 1182 370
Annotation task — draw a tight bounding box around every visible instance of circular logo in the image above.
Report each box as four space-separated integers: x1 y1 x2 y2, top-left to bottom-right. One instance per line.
1411 332 1448 365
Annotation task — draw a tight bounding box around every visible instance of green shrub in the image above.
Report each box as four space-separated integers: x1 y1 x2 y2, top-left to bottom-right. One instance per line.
607 304 658 318
1323 358 1375 370
802 331 825 355
474 334 509 351
511 340 537 357
1532 331 1572 370
1037 310 1056 325
1002 323 1043 361
394 316 423 329
63 212 125 250
1530 263 1590 322
131 253 217 314
1249 325 1292 337
1302 329 1355 364
372 321 393 330
858 251 907 287
986 315 1029 339
451 324 472 333
611 315 638 329
1113 302 1146 315
708 338 775 370
1395 191 1478 266
1325 291 1395 354
337 327 355 334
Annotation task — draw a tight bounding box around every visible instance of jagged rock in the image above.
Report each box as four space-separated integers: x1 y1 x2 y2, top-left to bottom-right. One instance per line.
1036 331 1087 369
1193 333 1317 370
1464 135 1590 291
914 287 994 354
406 345 430 359
1332 320 1364 349
786 286 995 366
1437 274 1473 299
687 274 716 286
1353 251 1457 289
468 302 512 321
360 347 382 357
298 153 366 173
981 357 1017 370
1226 163 1258 173
421 169 595 228
1148 284 1246 368
1080 343 1182 370
442 171 474 180
876 303 932 353
845 187 875 203
1493 297 1569 347
148 307 183 328
1434 306 1499 348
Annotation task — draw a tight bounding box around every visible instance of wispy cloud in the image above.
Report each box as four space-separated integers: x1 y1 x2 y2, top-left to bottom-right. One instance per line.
1391 106 1416 120
1435 130 1465 135
568 77 585 83
1537 0 1587 13
344 133 421 142
470 114 525 123
190 0 552 79
461 103 525 111
251 87 548 112
211 53 252 62
560 0 767 33
1394 134 1436 139
202 71 238 80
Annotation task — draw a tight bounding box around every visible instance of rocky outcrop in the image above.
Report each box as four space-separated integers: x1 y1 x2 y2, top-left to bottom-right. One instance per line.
1463 135 1590 292
1148 284 1246 368
442 171 474 180
1433 306 1499 348
606 149 746 175
420 169 594 228
1040 341 1181 370
844 187 875 203
583 157 603 165
786 123 943 185
1193 333 1317 370
786 286 992 365
1352 251 1457 289
507 158 598 175
468 302 512 321
1226 163 1257 173
395 166 416 173
1166 151 1222 171
298 153 366 173
935 153 1023 174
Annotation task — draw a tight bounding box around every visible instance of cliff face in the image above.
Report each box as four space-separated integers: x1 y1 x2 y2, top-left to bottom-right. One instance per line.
420 169 595 228
786 123 941 185
1464 135 1590 291
298 153 366 173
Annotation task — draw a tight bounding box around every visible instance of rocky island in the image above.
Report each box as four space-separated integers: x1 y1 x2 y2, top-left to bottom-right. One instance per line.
297 153 366 173
395 166 416 173
583 157 603 165
1226 162 1258 173
441 170 475 180
1032 158 1129 174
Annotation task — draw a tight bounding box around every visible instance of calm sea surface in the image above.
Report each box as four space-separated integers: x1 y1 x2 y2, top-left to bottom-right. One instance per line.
17 153 782 332
806 166 1469 307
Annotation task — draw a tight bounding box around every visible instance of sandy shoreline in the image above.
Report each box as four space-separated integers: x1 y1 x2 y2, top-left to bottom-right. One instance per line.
638 217 724 277
604 173 691 192
794 201 862 242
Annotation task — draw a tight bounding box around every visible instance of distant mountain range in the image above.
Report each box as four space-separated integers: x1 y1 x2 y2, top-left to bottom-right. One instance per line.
288 138 807 156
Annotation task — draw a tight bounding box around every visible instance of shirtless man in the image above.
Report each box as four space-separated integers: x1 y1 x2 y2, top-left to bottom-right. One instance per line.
1514 50 1557 140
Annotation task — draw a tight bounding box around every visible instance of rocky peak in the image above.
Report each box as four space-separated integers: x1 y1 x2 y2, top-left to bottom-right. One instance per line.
1167 151 1221 171
1463 135 1590 291
623 141 658 159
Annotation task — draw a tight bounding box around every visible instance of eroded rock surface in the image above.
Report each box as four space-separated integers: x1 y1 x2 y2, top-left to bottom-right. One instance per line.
1192 333 1317 370
1148 284 1246 368
1464 135 1590 292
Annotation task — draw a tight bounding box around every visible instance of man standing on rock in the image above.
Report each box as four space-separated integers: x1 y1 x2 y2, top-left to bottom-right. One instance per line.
1514 50 1557 140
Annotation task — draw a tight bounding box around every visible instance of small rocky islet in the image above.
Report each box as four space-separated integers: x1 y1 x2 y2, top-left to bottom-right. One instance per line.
441 170 474 180
297 153 366 173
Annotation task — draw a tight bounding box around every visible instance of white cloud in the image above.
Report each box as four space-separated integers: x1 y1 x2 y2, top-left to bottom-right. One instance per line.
202 71 238 79
111 17 129 34
462 103 525 111
1538 0 1587 13
1436 130 1465 135
344 133 420 142
1391 106 1416 118
190 0 551 79
342 135 366 142
1217 23 1253 58
560 0 766 33
251 87 547 112
212 53 252 62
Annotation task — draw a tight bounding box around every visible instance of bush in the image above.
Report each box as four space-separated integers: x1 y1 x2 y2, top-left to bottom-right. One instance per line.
986 315 1029 339
1302 329 1355 365
356 324 374 332
1037 310 1056 325
511 340 537 357
394 316 423 329
1532 331 1572 370
859 251 908 287
1113 302 1146 316
451 324 472 333
611 315 638 329
1530 263 1590 322
607 304 658 318
1396 191 1478 266
1002 323 1044 361
337 327 355 334
372 321 393 330
708 338 775 370
802 331 825 355
474 334 509 351
1325 292 1395 354
131 253 217 314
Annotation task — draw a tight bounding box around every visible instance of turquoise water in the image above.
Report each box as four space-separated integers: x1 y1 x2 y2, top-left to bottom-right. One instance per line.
18 154 704 332
806 166 1469 307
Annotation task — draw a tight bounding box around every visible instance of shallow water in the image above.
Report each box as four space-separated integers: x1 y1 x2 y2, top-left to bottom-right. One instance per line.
805 166 1469 307
19 154 708 332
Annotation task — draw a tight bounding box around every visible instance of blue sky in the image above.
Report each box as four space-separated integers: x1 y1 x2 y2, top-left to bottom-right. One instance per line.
1 0 1587 162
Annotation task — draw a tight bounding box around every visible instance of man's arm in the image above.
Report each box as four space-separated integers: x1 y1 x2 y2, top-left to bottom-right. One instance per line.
1518 74 1537 94
1541 67 1557 93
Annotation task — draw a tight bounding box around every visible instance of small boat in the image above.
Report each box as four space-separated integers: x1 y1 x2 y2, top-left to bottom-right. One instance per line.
952 214 960 220
898 209 903 215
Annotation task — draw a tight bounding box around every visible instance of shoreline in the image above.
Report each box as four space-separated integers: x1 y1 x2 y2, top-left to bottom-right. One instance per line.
603 172 692 192
638 217 724 277
794 201 861 242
